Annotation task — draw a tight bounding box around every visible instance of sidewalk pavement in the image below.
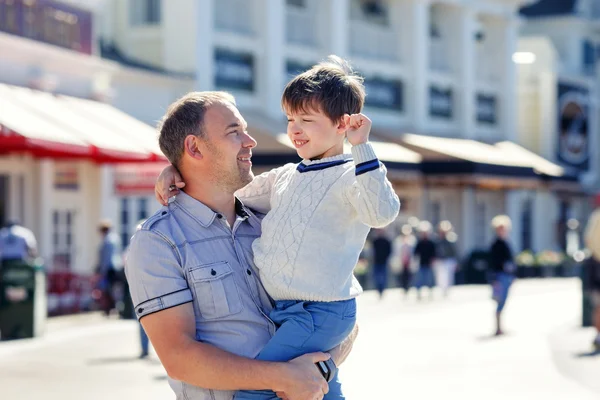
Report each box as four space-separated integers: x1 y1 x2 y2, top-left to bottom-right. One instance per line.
0 278 599 400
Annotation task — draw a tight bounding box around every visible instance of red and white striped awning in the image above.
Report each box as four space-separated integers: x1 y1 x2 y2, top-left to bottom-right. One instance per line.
0 83 165 163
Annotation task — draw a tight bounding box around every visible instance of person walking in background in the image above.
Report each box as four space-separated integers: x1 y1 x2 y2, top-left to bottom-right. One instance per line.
371 228 392 299
397 225 416 299
489 215 516 336
434 221 458 298
584 205 600 351
413 221 437 300
96 220 122 317
0 219 37 263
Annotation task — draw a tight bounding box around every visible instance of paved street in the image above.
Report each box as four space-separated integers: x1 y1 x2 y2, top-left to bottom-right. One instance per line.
0 278 598 400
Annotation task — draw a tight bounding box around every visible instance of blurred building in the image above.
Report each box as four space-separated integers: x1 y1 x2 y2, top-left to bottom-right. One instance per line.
95 0 582 255
516 0 600 254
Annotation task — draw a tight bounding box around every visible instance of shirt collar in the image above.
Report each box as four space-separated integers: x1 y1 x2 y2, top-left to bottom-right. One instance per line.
172 191 251 227
297 153 353 173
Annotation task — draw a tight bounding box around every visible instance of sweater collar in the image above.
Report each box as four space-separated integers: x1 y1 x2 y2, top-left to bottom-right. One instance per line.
297 153 353 173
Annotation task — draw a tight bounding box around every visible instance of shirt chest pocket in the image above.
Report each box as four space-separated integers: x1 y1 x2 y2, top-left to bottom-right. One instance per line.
190 262 243 320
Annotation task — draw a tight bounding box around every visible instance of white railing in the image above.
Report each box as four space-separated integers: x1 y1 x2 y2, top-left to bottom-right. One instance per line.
349 21 399 61
214 0 255 35
286 8 318 46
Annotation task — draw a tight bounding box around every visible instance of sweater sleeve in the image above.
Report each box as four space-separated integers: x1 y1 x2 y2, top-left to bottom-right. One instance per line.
343 142 400 228
234 164 293 214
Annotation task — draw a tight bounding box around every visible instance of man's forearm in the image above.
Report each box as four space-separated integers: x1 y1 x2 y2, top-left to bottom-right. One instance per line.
165 338 285 392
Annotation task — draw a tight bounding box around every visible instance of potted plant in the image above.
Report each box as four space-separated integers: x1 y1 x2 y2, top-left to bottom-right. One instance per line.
536 250 564 278
516 250 536 278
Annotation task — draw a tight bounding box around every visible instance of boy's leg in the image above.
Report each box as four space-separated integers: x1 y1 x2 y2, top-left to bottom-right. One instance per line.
234 300 356 400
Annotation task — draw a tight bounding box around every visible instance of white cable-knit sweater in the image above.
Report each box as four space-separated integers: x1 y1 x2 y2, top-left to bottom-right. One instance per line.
237 142 400 302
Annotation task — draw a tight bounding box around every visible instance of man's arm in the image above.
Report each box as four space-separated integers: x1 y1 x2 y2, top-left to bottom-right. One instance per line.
142 302 330 395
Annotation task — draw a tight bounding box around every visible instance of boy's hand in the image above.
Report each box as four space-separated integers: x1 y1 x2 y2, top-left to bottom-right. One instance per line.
345 113 371 146
155 165 185 206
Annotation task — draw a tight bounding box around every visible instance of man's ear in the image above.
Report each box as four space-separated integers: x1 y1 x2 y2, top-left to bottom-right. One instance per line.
336 114 350 135
184 135 204 160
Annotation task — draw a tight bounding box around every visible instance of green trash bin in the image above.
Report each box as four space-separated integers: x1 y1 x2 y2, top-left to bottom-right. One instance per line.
0 259 47 340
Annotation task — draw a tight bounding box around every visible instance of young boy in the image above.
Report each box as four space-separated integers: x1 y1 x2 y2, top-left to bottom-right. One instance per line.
156 56 400 399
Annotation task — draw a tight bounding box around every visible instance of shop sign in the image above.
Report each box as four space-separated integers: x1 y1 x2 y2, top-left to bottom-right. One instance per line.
476 93 497 125
114 163 170 195
364 77 404 111
54 163 79 190
557 83 589 171
0 0 93 55
429 86 453 118
214 49 255 92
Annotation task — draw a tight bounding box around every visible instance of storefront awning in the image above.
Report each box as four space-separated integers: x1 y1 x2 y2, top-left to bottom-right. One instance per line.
397 133 574 181
0 83 165 163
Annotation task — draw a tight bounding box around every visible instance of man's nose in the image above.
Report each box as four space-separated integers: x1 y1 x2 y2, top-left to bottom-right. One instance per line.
243 131 257 148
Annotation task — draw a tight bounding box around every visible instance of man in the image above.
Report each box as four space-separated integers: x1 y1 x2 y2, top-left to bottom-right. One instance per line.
0 219 37 263
96 220 121 316
126 92 356 400
489 215 516 336
371 229 392 299
584 203 600 351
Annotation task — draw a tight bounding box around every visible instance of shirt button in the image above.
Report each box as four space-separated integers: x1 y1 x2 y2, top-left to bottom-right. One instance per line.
246 269 252 276
137 307 144 314
216 214 223 219
161 211 167 216
211 269 216 276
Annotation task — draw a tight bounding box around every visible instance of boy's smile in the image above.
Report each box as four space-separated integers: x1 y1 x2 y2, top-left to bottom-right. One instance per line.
286 110 346 160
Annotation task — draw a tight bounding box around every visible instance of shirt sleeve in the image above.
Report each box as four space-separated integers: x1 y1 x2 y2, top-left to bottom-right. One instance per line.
234 164 293 214
125 229 193 320
343 142 400 228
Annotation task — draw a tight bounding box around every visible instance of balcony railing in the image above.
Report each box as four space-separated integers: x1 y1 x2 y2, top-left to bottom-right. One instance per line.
214 0 255 35
349 21 399 61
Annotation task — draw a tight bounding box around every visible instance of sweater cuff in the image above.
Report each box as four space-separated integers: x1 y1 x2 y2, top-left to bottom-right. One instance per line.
351 142 377 164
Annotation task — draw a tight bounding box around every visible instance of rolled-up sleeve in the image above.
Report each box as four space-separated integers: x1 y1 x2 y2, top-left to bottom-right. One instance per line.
125 229 192 320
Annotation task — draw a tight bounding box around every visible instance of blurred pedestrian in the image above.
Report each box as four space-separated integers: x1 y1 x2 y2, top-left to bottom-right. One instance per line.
0 219 37 263
371 228 392 299
434 221 458 298
584 205 600 351
413 221 436 300
397 225 415 298
123 219 150 359
96 220 122 316
489 215 516 336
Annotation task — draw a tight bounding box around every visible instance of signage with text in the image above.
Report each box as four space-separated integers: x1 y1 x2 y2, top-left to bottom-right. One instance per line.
476 94 497 125
214 49 255 92
429 86 453 119
557 82 589 171
0 0 93 55
54 163 79 190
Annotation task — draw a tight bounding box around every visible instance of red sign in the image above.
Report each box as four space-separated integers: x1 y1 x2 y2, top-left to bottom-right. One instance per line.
114 163 170 195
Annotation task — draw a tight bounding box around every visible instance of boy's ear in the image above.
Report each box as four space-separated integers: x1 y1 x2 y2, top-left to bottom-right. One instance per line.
336 114 351 135
184 135 204 160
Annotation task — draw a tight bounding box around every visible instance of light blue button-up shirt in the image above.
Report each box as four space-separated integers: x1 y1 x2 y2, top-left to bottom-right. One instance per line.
125 192 275 400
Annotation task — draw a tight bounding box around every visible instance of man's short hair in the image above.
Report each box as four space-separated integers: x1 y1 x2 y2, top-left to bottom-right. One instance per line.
491 215 512 230
158 91 236 167
281 55 365 124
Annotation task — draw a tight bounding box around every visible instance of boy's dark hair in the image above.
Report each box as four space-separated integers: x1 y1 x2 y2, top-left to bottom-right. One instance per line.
157 91 236 168
282 55 365 124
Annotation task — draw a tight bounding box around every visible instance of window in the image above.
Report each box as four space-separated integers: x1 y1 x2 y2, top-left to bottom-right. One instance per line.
130 0 161 26
138 198 148 222
286 0 306 7
351 0 389 25
0 175 8 227
583 40 596 74
520 199 532 251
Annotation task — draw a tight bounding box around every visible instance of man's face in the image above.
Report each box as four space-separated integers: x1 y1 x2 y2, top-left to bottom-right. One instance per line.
286 108 344 160
200 103 257 191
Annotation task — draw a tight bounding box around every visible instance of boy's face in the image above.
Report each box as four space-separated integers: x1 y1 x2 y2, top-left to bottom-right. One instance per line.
286 108 345 160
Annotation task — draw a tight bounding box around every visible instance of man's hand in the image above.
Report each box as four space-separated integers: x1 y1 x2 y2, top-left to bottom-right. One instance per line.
275 352 330 400
344 113 371 146
328 323 359 366
155 165 185 206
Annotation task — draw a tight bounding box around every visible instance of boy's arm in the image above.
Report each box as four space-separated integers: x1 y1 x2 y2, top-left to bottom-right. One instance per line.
126 229 329 398
344 142 401 228
234 164 292 214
